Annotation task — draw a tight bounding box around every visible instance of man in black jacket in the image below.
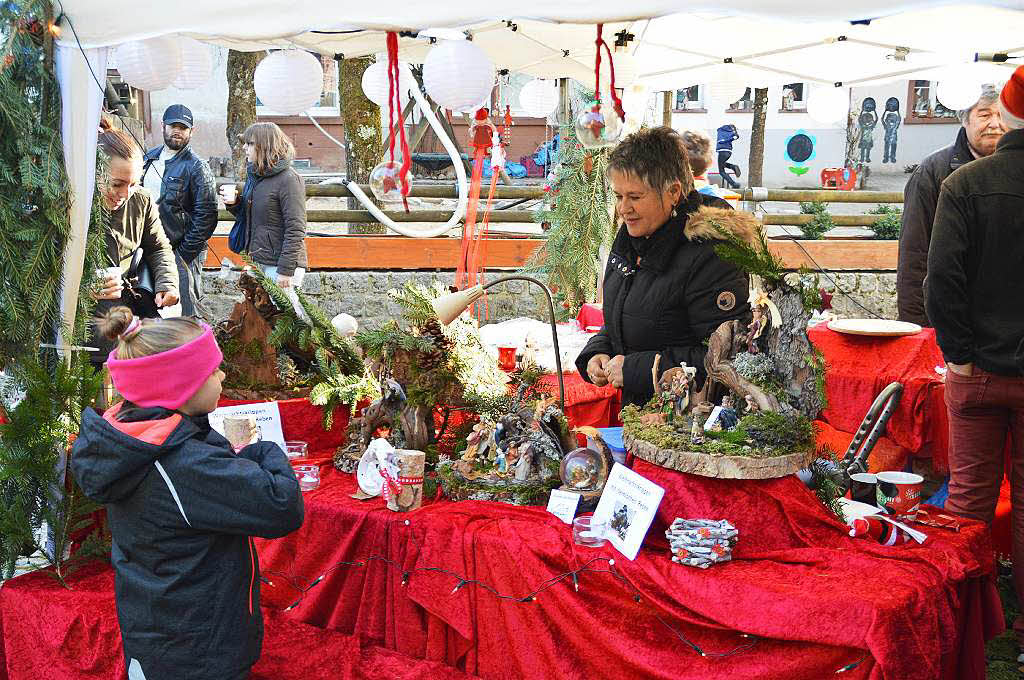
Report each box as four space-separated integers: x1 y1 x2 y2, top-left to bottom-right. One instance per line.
143 105 218 317
925 65 1024 652
897 86 1005 326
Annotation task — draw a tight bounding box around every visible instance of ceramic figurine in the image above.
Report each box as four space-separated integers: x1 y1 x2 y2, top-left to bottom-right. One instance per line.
744 394 760 414
690 418 705 445
719 395 740 430
746 305 766 354
496 448 507 473
514 443 532 481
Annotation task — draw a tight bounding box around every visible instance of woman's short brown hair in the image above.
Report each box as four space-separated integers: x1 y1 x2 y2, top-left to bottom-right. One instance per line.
680 130 713 177
607 126 694 196
242 122 295 175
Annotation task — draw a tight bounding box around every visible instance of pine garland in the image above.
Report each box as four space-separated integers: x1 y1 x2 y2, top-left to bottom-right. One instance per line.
523 122 614 320
0 0 110 580
708 218 786 287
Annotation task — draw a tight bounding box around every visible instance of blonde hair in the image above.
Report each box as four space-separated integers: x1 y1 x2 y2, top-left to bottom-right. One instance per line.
242 122 295 175
680 130 713 177
98 306 205 360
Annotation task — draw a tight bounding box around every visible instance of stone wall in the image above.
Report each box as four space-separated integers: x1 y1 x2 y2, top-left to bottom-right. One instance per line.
200 269 550 328
200 269 899 327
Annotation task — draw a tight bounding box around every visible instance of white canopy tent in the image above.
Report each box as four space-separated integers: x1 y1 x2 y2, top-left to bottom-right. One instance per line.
52 0 1024 338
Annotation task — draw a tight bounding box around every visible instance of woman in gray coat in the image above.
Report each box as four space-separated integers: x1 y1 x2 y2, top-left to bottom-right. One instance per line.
223 122 309 298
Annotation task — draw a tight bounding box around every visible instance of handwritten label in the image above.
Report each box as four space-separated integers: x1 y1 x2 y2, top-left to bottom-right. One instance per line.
546 489 581 524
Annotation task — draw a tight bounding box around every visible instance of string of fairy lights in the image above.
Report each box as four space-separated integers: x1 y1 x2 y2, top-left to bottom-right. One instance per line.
261 518 868 674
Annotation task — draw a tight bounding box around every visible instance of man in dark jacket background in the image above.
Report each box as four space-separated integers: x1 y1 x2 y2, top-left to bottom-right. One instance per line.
143 105 218 317
897 85 1006 326
925 65 1024 654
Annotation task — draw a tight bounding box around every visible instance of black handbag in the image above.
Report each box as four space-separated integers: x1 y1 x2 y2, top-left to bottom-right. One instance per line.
122 247 159 318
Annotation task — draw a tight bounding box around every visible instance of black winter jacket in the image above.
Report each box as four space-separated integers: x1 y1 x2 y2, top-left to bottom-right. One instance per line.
71 404 304 680
143 145 218 264
576 195 754 406
226 162 309 276
897 127 975 326
925 128 1024 377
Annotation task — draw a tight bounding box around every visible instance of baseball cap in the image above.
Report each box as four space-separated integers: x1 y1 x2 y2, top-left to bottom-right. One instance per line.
162 104 194 128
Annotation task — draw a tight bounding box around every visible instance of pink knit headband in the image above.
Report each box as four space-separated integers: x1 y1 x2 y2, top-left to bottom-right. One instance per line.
106 324 224 410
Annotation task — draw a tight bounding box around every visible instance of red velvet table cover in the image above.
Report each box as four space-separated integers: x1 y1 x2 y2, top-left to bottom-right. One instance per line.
575 303 605 331
250 462 1001 680
0 563 480 680
808 326 950 472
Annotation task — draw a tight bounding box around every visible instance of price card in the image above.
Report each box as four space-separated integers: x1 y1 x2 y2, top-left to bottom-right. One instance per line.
546 488 581 524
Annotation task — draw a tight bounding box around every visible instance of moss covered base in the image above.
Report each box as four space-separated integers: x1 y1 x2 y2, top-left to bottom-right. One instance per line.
436 464 559 505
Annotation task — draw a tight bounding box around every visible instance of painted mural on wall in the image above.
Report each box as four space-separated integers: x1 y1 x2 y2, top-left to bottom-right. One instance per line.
784 130 816 175
857 97 878 163
881 96 901 163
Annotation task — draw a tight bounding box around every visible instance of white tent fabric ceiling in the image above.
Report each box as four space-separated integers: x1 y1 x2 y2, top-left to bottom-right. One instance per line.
58 2 1024 88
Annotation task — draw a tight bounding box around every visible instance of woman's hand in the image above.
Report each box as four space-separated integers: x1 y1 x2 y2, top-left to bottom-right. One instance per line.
155 291 179 308
605 355 626 389
277 274 292 288
587 354 611 386
93 274 123 300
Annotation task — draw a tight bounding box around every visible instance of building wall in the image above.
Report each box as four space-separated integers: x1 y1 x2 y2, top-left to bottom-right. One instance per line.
667 81 961 188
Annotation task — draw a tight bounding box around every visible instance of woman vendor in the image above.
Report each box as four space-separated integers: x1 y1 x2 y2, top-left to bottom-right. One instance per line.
575 126 757 406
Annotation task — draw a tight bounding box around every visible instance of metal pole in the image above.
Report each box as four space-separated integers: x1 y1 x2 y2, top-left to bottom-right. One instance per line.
482 275 565 412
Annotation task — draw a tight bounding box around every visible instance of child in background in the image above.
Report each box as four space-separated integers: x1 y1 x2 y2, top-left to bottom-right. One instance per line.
71 307 304 680
715 123 742 189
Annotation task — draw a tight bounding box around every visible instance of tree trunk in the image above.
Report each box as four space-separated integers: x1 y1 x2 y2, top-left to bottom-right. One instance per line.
662 91 672 127
747 87 768 187
226 51 261 179
339 56 386 234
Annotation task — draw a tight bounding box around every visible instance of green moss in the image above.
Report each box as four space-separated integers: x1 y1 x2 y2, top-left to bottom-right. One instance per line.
808 348 828 411
436 463 558 505
739 410 814 448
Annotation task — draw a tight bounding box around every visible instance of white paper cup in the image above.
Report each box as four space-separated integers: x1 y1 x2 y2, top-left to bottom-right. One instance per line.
219 184 238 204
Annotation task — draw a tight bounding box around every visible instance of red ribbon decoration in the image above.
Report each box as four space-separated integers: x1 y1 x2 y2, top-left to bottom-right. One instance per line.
457 108 497 299
386 32 412 212
593 24 626 121
379 466 424 504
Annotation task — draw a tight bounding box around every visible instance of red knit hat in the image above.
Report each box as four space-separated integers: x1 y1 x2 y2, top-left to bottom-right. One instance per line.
1000 64 1024 130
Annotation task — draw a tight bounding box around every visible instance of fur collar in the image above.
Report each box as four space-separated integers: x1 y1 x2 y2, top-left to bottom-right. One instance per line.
683 206 762 249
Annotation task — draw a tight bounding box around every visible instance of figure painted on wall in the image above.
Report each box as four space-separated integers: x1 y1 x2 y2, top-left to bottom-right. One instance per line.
881 97 901 163
857 97 878 163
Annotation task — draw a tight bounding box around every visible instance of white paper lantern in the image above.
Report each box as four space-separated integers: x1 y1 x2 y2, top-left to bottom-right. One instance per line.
622 82 651 119
254 50 324 116
423 39 494 112
172 38 214 90
114 37 182 92
361 57 414 108
806 86 851 123
935 65 987 111
600 51 639 91
707 80 749 106
518 78 559 118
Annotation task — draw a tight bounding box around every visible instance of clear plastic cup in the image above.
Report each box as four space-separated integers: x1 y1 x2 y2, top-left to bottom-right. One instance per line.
284 441 308 459
572 514 607 547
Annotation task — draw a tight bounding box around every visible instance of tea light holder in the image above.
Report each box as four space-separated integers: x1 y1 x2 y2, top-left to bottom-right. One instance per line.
293 464 320 492
572 514 608 547
284 441 309 460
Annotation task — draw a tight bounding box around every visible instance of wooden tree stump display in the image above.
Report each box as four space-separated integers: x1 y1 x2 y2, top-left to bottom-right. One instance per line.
623 430 816 479
216 273 281 393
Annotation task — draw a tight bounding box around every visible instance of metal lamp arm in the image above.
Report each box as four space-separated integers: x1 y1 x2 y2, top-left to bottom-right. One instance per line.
482 275 565 412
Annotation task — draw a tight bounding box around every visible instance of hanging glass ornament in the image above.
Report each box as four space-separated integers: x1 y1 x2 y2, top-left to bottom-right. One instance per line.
574 102 623 149
369 161 412 203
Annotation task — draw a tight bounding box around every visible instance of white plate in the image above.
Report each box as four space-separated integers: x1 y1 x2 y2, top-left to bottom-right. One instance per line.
827 318 922 337
356 450 383 497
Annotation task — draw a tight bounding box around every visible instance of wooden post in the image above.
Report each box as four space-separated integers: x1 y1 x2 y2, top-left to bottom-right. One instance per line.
748 88 768 187
662 91 672 128
559 78 571 126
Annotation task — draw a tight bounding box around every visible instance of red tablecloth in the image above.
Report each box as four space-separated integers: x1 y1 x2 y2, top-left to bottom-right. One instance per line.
537 372 622 440
808 326 950 473
575 303 605 331
249 464 1000 680
0 562 480 680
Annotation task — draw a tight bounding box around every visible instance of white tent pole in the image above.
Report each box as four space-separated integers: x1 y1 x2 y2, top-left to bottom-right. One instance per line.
55 44 107 356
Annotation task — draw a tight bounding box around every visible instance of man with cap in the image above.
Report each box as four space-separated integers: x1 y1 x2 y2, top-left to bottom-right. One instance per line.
926 65 1024 655
143 104 218 317
897 84 1006 326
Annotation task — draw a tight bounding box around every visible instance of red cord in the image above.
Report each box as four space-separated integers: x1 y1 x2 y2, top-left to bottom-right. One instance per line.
594 24 603 104
600 41 626 120
386 32 412 211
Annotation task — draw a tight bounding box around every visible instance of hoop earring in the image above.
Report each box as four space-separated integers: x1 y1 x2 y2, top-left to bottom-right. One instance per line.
671 204 678 217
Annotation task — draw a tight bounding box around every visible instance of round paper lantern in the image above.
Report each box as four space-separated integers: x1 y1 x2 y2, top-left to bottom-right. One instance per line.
369 160 413 203
622 82 650 119
574 103 624 149
172 38 214 90
806 86 850 123
114 37 182 91
518 78 559 118
422 39 494 112
602 51 639 91
707 80 749 106
935 65 986 111
361 57 414 108
254 50 324 116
